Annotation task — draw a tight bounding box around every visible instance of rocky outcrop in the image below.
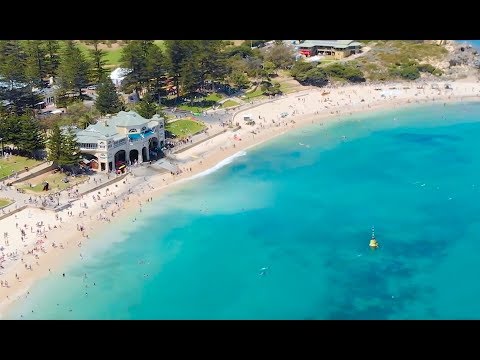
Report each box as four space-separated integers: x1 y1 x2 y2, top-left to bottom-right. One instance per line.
425 40 449 46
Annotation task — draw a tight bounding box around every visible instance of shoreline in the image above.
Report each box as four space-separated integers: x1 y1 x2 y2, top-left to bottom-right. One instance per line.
1 80 480 319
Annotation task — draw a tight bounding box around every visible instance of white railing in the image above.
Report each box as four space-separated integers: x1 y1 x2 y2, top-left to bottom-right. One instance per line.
79 144 98 150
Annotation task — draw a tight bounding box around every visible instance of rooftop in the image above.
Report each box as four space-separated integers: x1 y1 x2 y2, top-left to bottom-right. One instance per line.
75 120 120 143
75 111 163 144
298 40 362 49
108 111 153 127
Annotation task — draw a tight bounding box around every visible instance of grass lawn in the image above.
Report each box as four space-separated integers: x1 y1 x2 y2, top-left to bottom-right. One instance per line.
104 49 124 69
0 156 43 179
76 41 123 69
0 198 12 208
75 40 165 69
279 82 295 93
178 104 208 113
177 92 224 113
204 93 223 102
221 99 239 108
244 87 265 100
19 172 88 193
166 119 206 139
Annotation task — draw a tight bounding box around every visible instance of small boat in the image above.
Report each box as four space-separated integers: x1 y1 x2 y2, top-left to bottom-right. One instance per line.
369 226 379 249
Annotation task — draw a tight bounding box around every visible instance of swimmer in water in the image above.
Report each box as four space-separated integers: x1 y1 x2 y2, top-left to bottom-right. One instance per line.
259 267 269 276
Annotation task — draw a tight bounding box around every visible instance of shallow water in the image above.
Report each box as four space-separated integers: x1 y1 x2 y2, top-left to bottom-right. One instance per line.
6 101 480 319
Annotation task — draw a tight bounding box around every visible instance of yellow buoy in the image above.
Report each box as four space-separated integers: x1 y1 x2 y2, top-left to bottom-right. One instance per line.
369 226 379 249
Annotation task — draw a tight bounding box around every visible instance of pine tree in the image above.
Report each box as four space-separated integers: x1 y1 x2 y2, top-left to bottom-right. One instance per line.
0 115 21 145
164 40 226 99
181 58 202 94
0 40 26 86
120 40 154 99
58 128 80 167
45 40 60 77
24 40 47 87
196 40 228 90
0 41 41 115
145 44 167 102
95 76 123 115
17 115 45 156
135 93 157 119
47 123 63 164
57 41 90 99
164 40 193 101
83 40 108 83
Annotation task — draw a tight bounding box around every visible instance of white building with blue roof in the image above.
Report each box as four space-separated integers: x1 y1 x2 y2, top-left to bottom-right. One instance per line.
75 110 165 173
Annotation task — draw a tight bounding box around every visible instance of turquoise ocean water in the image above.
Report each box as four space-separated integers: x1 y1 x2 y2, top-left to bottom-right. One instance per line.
459 40 480 48
6 101 480 320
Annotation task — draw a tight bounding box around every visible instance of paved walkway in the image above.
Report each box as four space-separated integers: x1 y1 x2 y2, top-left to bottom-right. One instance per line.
1 161 54 213
0 168 121 216
1 161 52 184
165 122 226 155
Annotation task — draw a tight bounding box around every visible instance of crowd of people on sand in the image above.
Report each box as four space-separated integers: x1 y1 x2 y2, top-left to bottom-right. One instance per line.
0 171 164 314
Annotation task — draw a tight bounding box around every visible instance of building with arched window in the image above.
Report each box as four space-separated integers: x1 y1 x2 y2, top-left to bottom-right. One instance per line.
75 111 165 173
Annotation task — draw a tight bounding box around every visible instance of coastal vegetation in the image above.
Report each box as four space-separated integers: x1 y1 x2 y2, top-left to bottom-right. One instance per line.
290 40 451 85
290 60 366 85
386 61 443 80
354 40 447 81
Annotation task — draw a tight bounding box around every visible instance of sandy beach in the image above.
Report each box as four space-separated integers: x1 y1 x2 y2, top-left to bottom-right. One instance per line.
1 79 480 318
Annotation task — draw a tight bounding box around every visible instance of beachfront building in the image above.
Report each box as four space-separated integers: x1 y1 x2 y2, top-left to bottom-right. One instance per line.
296 40 362 59
75 111 165 173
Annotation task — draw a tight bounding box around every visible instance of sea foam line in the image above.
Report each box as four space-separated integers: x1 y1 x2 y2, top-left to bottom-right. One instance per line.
178 150 247 183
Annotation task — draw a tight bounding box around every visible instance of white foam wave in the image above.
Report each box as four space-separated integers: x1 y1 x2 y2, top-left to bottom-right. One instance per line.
179 151 247 183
